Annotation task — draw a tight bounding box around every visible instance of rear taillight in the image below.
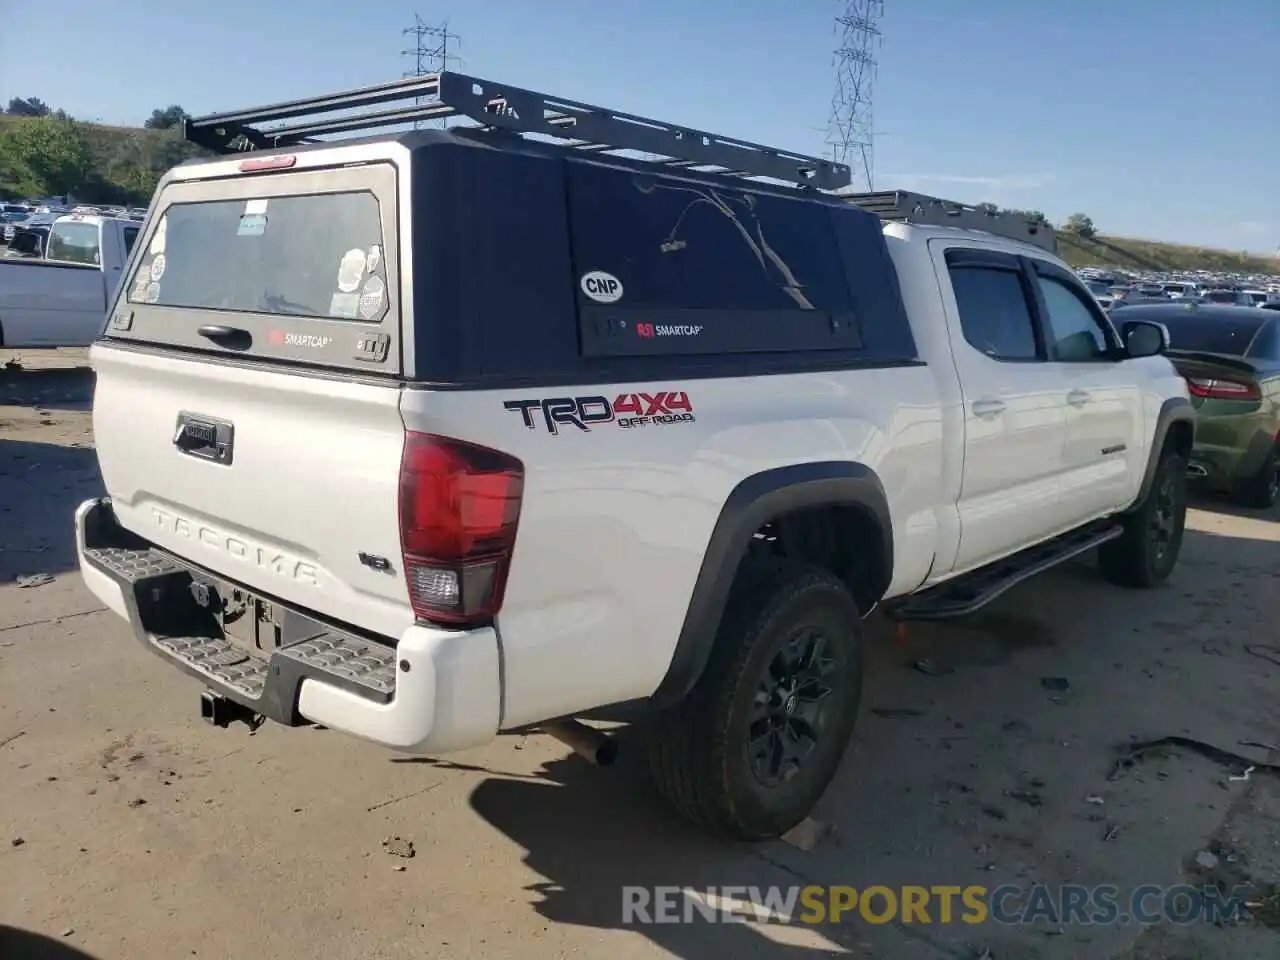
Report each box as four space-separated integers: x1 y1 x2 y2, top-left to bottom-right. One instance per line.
398 433 524 627
1185 377 1260 401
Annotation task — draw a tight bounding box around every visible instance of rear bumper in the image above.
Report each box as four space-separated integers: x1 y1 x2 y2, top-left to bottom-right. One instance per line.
75 498 500 755
1189 425 1276 488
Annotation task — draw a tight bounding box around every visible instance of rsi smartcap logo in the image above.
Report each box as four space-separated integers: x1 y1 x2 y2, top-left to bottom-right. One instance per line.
636 323 704 339
268 330 332 349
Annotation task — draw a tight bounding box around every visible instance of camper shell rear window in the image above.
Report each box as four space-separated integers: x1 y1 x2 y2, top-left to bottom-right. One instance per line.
128 192 388 323
106 161 402 376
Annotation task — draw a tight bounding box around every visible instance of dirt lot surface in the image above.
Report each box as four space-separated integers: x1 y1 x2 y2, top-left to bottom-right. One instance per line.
3 349 1279 960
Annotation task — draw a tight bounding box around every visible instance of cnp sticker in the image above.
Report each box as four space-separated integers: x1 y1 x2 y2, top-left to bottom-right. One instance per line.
580 270 624 304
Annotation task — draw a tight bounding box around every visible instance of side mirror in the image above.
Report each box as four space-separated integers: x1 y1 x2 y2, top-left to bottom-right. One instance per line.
1121 320 1168 358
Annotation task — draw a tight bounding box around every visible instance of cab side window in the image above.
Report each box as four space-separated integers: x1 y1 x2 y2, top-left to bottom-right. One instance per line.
948 263 1039 360
1035 273 1114 362
123 227 139 257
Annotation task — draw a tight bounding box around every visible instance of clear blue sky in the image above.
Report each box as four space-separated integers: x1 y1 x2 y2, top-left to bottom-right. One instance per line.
4 0 1276 252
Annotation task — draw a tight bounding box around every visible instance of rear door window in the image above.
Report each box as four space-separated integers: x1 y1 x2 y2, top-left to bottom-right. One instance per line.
566 162 861 357
106 163 401 375
947 262 1040 361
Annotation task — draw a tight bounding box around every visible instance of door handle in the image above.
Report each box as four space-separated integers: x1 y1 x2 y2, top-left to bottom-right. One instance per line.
1067 389 1091 407
971 398 1006 418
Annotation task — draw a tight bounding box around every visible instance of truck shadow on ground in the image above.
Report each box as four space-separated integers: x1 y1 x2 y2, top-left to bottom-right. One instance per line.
469 751 858 958
0 363 94 414
468 527 1280 960
0 364 94 413
0 439 103 580
0 927 102 960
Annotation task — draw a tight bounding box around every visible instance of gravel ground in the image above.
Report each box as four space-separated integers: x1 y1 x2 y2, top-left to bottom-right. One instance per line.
2 349 1278 959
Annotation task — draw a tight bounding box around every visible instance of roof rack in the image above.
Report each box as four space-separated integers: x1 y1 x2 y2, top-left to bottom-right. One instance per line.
844 190 1057 253
184 71 851 191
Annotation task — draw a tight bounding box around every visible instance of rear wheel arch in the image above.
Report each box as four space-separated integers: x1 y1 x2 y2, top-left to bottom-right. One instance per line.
649 461 892 707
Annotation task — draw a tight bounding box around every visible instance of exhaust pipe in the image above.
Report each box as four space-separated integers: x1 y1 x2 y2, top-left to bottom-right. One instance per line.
542 719 619 767
1186 463 1209 478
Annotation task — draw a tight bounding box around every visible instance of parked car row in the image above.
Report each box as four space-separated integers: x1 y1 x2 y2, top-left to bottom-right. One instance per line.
2 198 146 251
1076 265 1280 312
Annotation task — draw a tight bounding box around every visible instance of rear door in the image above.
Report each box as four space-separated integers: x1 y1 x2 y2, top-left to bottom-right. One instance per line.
932 243 1070 572
93 156 413 638
37 218 111 345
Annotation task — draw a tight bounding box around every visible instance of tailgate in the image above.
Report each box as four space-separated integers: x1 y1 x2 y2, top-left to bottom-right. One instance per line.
92 345 412 638
91 154 414 638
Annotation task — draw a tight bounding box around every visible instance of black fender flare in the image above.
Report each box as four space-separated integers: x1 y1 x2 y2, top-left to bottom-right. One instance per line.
1129 396 1194 510
649 461 892 707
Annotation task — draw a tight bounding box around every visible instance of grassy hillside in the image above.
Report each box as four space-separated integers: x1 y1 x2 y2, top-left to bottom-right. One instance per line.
0 113 206 205
1055 230 1276 276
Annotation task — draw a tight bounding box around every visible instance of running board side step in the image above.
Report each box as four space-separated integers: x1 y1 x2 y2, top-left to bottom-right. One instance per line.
884 520 1123 621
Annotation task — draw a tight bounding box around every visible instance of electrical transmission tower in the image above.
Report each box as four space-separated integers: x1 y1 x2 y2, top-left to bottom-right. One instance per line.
826 0 884 192
401 13 462 127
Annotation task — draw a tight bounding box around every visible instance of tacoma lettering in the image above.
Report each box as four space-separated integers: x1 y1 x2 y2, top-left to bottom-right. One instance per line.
149 507 320 586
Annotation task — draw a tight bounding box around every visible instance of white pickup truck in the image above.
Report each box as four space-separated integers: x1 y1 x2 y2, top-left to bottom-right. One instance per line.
0 214 139 349
75 72 1194 841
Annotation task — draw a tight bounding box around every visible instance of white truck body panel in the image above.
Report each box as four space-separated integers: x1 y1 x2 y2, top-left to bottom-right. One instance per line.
90 345 414 640
400 365 946 727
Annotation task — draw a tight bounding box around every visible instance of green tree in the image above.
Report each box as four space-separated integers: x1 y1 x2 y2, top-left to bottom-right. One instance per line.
6 96 51 117
1001 207 1049 225
1063 213 1097 238
145 105 189 130
105 134 159 199
0 114 93 196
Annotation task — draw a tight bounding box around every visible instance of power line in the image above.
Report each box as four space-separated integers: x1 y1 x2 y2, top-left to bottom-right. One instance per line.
401 13 462 128
826 0 884 193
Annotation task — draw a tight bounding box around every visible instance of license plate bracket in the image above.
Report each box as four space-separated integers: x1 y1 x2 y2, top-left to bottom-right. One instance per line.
219 588 282 655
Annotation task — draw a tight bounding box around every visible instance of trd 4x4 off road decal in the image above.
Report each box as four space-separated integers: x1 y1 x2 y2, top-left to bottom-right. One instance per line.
504 391 695 435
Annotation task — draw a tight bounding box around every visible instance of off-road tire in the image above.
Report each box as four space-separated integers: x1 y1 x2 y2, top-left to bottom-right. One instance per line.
644 556 864 840
1099 448 1188 588
1234 447 1280 510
